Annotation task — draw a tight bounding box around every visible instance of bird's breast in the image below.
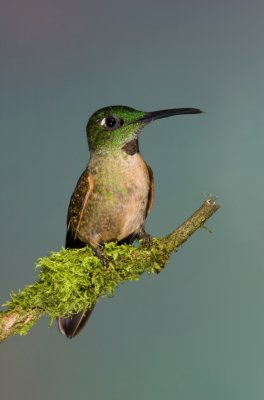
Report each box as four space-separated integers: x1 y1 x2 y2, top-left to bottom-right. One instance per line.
77 153 151 246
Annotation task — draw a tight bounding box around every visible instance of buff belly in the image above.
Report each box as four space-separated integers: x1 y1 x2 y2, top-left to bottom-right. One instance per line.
76 153 150 247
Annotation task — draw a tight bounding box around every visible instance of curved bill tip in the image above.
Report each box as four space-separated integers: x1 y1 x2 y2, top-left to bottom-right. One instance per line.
137 107 204 123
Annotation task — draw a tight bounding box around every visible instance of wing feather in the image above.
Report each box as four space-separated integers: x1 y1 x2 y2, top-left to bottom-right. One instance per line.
66 168 94 246
58 168 95 339
146 164 154 216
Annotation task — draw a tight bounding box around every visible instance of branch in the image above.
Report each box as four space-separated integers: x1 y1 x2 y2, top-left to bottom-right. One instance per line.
0 198 219 343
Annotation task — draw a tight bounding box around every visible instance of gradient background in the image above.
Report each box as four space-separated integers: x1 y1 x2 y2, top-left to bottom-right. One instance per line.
1 0 264 399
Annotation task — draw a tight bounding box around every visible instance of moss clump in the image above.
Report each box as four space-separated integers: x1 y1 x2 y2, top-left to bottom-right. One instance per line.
6 241 166 321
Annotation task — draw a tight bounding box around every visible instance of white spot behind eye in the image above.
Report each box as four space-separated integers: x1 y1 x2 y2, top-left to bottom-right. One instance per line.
100 117 106 126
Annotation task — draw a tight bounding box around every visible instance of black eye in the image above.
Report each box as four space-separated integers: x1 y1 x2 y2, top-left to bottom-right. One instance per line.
105 117 117 128
100 116 124 130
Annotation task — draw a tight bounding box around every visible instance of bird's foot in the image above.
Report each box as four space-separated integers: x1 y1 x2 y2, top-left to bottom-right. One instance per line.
137 228 153 248
94 247 109 268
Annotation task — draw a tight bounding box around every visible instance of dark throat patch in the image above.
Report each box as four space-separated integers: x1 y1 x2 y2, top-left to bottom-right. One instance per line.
122 137 139 155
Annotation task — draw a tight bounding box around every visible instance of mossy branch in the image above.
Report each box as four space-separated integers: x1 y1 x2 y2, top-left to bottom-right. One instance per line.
0 198 219 343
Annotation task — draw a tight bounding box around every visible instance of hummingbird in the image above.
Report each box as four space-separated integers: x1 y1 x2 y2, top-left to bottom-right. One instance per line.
58 105 202 338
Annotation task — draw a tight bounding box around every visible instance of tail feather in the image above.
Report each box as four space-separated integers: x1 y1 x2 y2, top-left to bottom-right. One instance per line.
59 231 137 339
59 232 95 338
57 306 94 339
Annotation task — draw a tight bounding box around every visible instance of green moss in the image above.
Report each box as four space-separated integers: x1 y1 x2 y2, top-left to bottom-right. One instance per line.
5 241 167 321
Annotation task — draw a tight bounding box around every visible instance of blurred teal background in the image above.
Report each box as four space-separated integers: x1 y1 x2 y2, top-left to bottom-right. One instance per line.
1 0 264 398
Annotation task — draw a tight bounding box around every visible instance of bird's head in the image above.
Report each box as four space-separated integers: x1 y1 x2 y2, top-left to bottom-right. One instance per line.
86 105 203 154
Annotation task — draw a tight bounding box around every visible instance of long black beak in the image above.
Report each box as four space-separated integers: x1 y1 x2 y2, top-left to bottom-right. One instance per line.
137 108 203 123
